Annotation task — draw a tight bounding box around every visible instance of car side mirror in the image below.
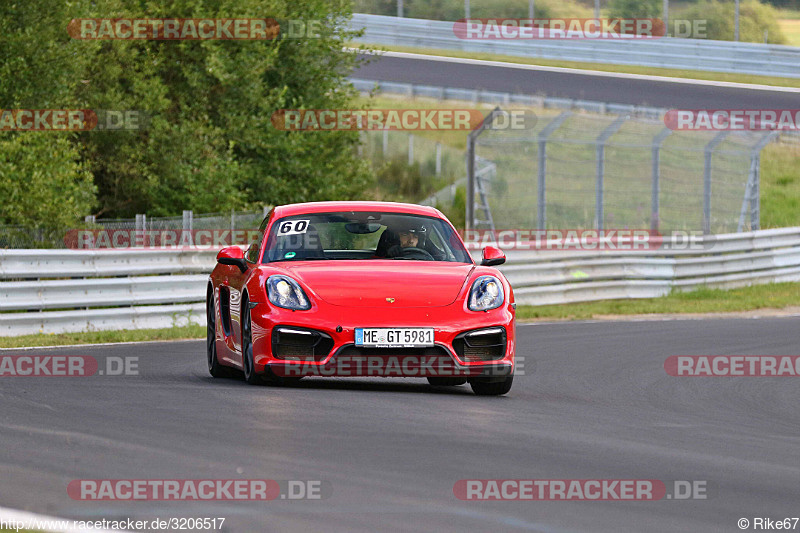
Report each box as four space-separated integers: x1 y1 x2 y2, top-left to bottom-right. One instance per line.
217 246 247 273
481 246 506 267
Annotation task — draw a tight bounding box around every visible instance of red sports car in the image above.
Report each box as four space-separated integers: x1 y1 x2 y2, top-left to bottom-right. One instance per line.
206 201 516 395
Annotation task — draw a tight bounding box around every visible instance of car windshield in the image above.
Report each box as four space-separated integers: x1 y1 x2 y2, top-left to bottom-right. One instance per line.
262 212 472 263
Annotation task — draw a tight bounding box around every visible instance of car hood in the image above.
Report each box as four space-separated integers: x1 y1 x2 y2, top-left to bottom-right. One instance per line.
276 261 475 307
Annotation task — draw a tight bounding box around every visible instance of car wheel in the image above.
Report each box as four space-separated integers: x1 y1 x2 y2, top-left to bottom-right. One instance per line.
427 377 467 387
207 289 231 378
469 374 513 396
241 296 262 385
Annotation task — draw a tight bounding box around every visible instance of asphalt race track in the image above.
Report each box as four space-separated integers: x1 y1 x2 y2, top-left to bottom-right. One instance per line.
353 52 800 109
1 318 798 532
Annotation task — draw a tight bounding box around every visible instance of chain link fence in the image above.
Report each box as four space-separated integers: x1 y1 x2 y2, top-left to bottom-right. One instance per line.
0 209 271 249
469 109 784 234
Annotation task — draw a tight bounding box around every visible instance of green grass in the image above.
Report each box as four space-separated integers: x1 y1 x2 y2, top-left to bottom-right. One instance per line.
778 19 800 45
3 285 800 347
517 282 800 320
359 44 800 89
760 141 800 229
0 325 205 349
777 8 800 20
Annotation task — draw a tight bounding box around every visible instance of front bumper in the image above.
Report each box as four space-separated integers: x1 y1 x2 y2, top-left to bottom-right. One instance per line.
250 298 515 378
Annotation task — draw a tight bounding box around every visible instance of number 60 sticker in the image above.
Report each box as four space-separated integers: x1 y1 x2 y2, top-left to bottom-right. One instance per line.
277 219 310 236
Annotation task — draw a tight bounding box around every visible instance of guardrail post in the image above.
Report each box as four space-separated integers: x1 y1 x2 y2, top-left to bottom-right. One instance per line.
651 128 672 232
382 129 389 157
397 0 403 18
704 132 730 234
594 116 626 230
536 111 572 229
408 134 414 166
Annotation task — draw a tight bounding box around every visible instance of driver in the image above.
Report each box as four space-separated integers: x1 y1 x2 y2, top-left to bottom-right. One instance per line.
384 221 444 260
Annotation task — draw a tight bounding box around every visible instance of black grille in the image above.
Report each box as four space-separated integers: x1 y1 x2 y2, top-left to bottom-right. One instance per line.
272 326 334 361
336 346 450 357
453 327 506 362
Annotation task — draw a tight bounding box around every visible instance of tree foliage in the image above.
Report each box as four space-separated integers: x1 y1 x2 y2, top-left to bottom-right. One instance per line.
0 0 372 228
680 0 787 43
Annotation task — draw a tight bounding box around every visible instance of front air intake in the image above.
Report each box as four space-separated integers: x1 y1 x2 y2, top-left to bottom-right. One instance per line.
452 327 507 362
272 326 334 361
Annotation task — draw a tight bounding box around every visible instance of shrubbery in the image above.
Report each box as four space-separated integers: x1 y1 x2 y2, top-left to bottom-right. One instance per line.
676 0 786 42
0 0 372 230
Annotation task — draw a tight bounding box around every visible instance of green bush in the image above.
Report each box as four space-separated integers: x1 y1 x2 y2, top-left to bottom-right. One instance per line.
607 0 662 18
354 0 593 20
1 0 373 226
679 0 786 42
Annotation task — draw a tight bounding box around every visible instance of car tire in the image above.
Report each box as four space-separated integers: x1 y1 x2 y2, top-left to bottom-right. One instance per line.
241 296 262 385
469 374 513 396
207 289 231 378
427 377 467 387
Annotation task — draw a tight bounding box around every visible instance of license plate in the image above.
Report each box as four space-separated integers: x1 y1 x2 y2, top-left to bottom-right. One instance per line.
355 328 434 348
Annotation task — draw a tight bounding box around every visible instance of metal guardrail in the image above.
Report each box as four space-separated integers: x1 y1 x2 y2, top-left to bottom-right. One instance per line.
350 78 668 119
350 14 800 79
2 227 800 335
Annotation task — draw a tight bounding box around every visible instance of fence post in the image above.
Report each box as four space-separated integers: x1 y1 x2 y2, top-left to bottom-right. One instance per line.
704 131 729 234
435 142 442 177
181 210 193 247
408 134 414 166
382 129 389 157
594 116 626 230
651 128 672 232
466 107 504 232
536 111 572 229
739 131 778 231
134 214 146 248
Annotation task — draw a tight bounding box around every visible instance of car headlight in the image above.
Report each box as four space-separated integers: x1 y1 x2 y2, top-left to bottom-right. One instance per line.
267 275 311 310
468 276 504 311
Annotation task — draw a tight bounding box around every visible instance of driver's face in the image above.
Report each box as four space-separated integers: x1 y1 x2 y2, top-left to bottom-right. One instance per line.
398 231 418 248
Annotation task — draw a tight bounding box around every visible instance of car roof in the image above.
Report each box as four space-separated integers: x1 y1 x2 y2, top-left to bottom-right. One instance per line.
273 201 442 219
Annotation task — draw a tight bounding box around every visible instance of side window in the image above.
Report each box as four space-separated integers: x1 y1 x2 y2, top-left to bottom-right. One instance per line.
245 215 270 263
